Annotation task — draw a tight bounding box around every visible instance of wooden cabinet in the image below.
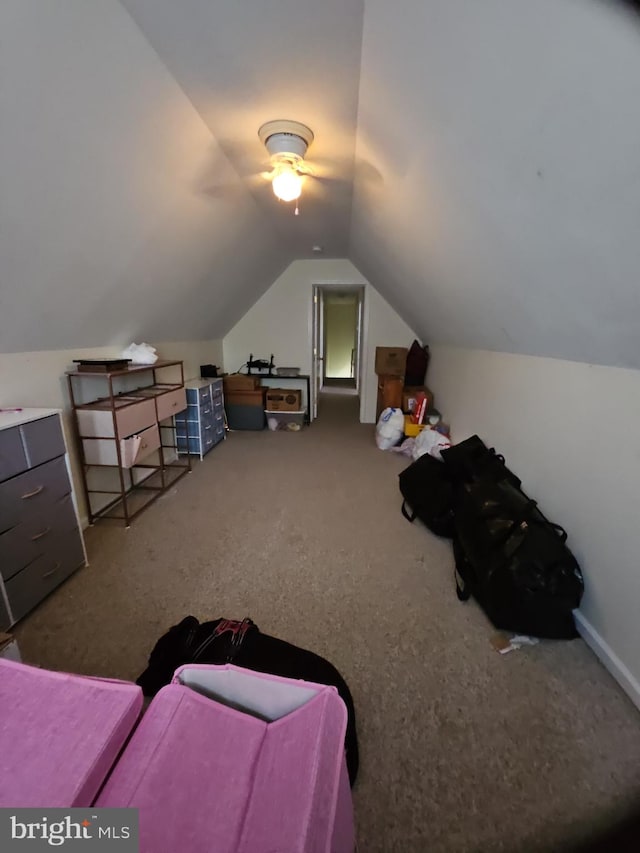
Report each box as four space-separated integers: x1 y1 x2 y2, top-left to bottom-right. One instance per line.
67 360 191 526
376 375 404 420
0 410 86 630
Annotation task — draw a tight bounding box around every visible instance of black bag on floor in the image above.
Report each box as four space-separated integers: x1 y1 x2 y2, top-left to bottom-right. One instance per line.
453 476 584 638
136 616 359 786
398 454 455 538
441 434 521 488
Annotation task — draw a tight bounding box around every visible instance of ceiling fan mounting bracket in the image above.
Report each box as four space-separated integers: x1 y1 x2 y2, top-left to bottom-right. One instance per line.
258 120 314 161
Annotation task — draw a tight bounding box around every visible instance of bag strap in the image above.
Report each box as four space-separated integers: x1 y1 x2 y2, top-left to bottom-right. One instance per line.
548 521 568 542
455 567 471 601
401 500 416 523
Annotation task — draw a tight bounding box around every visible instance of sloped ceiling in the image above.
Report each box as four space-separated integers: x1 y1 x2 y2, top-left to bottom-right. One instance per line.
351 0 640 368
3 0 640 367
120 0 365 259
0 0 289 353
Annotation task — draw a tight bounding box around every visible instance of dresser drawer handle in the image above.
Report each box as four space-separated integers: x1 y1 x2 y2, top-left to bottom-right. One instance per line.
31 527 51 541
205 425 212 430
21 485 44 499
42 561 61 579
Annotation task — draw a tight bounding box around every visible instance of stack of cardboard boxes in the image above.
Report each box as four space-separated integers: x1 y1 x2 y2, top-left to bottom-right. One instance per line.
264 388 304 431
222 376 305 432
375 347 435 436
223 374 266 430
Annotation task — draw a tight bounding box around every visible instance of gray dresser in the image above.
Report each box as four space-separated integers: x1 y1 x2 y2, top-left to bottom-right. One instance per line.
0 409 86 629
176 378 225 459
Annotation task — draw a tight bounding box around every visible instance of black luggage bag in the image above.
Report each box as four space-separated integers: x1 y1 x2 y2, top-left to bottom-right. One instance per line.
452 475 584 638
441 434 521 488
398 453 456 538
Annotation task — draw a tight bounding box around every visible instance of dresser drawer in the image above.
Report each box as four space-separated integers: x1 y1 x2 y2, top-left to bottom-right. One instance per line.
185 402 201 422
83 422 161 468
0 493 78 582
0 456 70 533
186 385 211 405
156 388 187 422
135 422 161 464
21 415 65 468
201 421 216 446
178 420 202 440
198 385 212 404
200 405 215 428
77 398 157 440
176 435 201 456
6 529 84 624
0 427 28 482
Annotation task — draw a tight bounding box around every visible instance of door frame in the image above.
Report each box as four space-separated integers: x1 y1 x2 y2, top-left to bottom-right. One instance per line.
311 284 365 420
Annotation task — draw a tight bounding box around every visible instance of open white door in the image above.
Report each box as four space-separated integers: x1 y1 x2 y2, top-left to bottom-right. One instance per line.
354 287 365 394
311 285 325 420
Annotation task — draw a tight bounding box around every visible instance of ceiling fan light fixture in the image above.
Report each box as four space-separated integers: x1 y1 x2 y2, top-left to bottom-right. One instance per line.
271 165 303 202
259 120 313 208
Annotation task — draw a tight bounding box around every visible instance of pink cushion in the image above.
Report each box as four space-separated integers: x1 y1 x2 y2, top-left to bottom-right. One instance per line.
98 665 354 853
0 659 143 807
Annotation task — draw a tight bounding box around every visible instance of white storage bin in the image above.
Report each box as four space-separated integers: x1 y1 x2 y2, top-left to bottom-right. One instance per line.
264 410 305 432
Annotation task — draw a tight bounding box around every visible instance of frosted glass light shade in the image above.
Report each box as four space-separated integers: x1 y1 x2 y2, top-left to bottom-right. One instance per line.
272 167 302 202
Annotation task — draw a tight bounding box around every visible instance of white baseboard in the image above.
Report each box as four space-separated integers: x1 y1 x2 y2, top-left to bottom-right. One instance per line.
574 610 640 712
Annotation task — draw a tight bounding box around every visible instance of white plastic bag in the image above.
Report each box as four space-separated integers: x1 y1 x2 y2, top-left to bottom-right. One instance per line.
412 428 451 461
122 342 158 365
375 407 404 450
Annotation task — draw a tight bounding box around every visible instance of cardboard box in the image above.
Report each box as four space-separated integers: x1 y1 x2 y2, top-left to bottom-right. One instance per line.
223 374 261 392
376 375 404 420
402 386 434 414
224 389 266 407
265 388 302 412
375 347 408 377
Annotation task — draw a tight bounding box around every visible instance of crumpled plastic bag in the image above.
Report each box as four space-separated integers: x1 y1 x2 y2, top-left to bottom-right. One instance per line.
122 342 158 365
412 427 451 461
389 437 415 457
375 407 404 450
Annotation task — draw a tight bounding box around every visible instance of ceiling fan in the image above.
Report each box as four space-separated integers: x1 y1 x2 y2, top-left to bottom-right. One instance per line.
258 119 316 214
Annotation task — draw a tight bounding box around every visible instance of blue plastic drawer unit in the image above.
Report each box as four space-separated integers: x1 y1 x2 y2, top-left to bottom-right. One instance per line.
176 378 225 459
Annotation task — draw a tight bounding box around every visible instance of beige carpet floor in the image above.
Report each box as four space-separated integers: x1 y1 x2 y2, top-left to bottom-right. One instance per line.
14 393 640 852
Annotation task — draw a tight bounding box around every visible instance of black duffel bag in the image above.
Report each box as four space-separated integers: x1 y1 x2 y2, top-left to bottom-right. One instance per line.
398 453 456 538
452 476 584 639
441 434 521 488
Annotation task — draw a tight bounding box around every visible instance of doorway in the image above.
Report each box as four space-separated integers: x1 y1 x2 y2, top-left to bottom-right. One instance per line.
311 286 364 421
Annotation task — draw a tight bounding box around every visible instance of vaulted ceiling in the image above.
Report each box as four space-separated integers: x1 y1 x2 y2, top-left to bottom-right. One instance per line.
3 0 640 367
